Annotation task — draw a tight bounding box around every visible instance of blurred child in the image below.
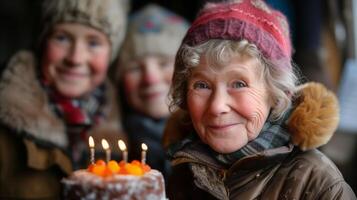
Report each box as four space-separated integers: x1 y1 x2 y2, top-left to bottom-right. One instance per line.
0 0 127 198
116 4 189 178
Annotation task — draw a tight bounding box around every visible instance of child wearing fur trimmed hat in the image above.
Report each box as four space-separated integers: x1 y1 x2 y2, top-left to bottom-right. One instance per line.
0 0 128 199
163 0 356 199
115 4 189 179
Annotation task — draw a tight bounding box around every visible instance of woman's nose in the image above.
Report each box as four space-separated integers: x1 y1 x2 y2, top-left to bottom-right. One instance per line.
65 42 86 66
208 87 231 116
141 62 161 85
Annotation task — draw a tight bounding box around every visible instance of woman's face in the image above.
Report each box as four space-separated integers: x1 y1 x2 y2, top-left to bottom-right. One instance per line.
42 23 111 98
122 55 174 119
187 54 272 153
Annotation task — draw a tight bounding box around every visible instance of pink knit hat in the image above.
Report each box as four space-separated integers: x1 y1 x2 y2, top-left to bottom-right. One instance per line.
183 0 292 68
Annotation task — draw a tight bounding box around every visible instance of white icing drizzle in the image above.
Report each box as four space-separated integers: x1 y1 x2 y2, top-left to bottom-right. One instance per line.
62 169 166 200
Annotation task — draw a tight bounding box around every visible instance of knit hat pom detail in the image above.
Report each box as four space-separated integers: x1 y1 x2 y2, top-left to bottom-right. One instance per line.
183 0 292 69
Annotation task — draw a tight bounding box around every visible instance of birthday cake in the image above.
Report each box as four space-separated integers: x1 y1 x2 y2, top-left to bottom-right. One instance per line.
62 160 166 200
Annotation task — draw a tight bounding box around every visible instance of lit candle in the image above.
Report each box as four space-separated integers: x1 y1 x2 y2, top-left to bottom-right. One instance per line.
88 136 95 164
118 140 128 163
101 139 111 163
141 143 148 164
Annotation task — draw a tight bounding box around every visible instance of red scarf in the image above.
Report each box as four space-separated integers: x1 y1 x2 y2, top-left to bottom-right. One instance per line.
43 81 106 169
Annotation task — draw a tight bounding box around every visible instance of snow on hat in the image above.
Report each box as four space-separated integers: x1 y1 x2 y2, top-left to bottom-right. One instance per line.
41 0 129 63
183 0 292 69
119 4 189 64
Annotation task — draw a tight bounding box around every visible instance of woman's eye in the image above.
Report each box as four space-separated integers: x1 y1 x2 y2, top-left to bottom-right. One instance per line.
232 81 246 88
88 39 101 48
53 33 69 43
193 81 210 89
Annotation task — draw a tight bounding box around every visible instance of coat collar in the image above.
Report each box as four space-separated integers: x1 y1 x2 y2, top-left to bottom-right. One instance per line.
0 51 67 148
0 51 123 149
164 82 339 199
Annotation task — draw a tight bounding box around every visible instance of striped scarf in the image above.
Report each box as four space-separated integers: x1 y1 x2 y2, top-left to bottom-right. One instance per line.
214 114 291 166
46 85 106 126
43 83 106 169
168 109 291 167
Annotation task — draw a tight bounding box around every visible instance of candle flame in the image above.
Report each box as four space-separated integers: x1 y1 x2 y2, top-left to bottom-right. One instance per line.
118 140 127 151
89 136 95 148
141 143 148 151
101 139 109 150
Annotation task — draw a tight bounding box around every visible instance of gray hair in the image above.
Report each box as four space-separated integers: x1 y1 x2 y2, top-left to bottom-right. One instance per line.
169 39 300 121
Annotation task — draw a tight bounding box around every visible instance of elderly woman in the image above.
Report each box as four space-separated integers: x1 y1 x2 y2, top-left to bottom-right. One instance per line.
163 0 356 199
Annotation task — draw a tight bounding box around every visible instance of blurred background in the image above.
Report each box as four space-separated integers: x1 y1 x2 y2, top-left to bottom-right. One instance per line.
1 0 357 192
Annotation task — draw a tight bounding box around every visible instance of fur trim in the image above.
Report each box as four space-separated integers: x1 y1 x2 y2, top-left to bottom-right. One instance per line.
0 51 126 149
287 82 339 151
0 51 67 147
163 82 340 151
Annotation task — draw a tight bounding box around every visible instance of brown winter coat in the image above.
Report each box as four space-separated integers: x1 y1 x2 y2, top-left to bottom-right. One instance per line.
163 83 357 200
0 51 126 199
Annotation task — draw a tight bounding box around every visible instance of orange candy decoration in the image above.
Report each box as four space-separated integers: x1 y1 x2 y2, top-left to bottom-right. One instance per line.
90 160 107 176
125 163 143 176
107 160 120 173
87 159 151 177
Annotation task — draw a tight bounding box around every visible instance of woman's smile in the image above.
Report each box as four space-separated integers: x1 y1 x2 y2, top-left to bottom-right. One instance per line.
207 123 239 131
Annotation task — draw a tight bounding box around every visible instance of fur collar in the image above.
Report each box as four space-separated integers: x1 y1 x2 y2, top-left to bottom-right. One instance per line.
0 51 67 147
0 51 124 149
163 82 339 151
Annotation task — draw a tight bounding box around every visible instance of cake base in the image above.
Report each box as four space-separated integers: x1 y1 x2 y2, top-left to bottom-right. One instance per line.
62 169 166 200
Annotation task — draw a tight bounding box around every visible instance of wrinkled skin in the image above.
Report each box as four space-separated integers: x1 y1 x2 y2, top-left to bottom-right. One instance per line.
187 54 272 153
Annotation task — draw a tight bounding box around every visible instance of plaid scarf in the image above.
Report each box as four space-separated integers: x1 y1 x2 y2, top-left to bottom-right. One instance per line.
168 109 292 167
214 113 291 166
43 82 106 169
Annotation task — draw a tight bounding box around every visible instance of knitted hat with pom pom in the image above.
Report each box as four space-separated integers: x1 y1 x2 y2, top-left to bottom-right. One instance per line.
183 0 292 69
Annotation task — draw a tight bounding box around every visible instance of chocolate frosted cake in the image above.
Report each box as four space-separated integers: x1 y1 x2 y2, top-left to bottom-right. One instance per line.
62 169 166 200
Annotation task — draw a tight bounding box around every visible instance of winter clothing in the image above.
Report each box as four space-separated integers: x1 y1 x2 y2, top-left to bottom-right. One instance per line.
167 109 292 167
0 51 126 199
167 144 355 200
163 83 356 200
41 0 128 62
123 113 171 178
44 82 110 169
44 83 106 126
118 4 189 67
182 0 291 70
117 4 189 179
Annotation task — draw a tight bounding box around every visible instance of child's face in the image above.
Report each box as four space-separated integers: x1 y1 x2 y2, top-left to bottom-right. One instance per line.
187 54 272 153
122 55 174 119
42 23 111 98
